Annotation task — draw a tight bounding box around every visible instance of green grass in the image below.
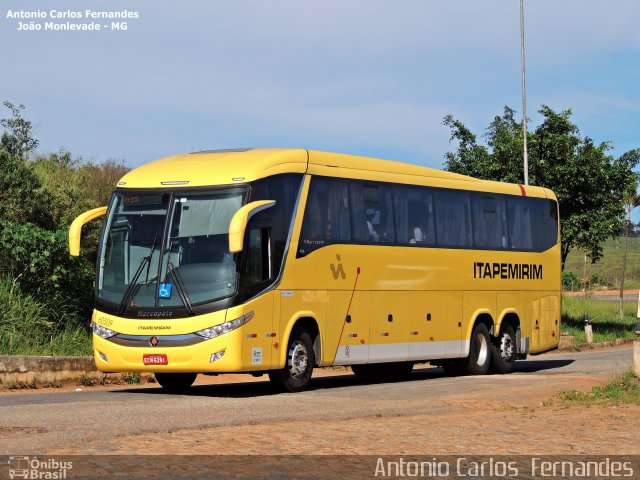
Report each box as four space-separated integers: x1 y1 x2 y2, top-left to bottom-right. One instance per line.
561 295 638 344
43 326 92 356
0 277 91 356
556 370 640 405
564 237 640 290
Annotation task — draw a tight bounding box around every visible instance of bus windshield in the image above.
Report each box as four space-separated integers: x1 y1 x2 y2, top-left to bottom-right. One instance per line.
97 189 245 312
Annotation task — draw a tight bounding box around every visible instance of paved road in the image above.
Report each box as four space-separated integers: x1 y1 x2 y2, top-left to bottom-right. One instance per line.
0 346 633 455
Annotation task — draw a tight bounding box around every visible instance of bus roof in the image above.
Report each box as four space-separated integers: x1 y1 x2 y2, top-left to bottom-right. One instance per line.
117 148 555 200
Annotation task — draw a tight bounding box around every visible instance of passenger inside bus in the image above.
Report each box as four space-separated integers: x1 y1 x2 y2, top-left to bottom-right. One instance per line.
366 212 380 242
409 226 424 244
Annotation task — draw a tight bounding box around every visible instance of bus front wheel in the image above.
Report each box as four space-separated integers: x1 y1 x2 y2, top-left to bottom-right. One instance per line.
269 328 315 392
465 323 492 375
491 324 517 374
155 372 197 393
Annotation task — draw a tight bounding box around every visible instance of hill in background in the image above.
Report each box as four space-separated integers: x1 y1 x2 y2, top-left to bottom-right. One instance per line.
564 237 640 290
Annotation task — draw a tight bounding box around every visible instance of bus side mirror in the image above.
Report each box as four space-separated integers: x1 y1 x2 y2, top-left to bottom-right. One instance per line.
228 200 276 253
69 206 108 256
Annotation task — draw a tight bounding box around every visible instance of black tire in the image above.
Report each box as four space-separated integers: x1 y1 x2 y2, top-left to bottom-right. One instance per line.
269 328 315 392
491 324 517 374
154 372 197 393
351 362 413 380
465 323 492 375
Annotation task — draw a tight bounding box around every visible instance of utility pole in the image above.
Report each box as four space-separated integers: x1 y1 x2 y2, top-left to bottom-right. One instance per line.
520 0 529 185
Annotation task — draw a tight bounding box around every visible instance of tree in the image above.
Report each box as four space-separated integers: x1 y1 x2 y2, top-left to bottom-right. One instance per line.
33 150 95 228
0 149 53 229
444 105 640 268
0 101 39 159
0 102 52 228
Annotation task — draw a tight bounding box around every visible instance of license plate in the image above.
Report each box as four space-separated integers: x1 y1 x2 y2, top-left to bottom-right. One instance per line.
143 354 168 365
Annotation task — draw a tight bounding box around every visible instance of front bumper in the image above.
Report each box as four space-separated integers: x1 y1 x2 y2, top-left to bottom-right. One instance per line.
93 329 245 373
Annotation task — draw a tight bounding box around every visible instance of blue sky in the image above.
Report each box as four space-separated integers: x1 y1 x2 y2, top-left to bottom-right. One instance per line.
1 0 639 175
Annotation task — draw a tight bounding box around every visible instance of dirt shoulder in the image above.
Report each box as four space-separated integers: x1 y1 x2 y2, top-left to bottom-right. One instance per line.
50 371 640 456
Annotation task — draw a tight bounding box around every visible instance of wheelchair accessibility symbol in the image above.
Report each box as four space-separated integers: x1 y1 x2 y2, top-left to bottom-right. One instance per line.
159 283 172 299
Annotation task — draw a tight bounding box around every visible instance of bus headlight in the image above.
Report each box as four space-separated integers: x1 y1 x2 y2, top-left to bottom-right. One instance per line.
91 321 117 339
195 312 254 339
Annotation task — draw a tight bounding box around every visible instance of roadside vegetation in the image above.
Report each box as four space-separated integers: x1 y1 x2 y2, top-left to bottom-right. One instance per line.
561 295 638 344
564 238 640 291
554 370 640 406
0 101 127 356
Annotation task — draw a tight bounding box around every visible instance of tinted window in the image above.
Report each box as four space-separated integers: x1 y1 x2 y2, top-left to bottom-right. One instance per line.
506 197 533 250
249 174 302 275
298 177 350 256
433 189 472 247
393 184 435 245
244 227 271 286
472 194 508 249
532 198 559 251
298 175 558 255
350 182 394 243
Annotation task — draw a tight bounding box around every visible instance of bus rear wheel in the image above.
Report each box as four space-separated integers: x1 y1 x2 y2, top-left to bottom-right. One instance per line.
269 328 315 392
465 323 492 375
491 324 517 374
155 372 197 393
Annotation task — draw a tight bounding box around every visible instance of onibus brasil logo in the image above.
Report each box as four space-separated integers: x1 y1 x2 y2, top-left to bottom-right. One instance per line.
8 457 73 479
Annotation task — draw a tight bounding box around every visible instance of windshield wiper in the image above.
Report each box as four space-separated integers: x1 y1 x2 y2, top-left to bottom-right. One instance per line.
166 262 195 316
144 234 158 283
117 235 159 315
117 255 151 315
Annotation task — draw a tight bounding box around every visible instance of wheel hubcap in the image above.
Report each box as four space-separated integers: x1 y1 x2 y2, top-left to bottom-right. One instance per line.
500 334 515 361
475 332 488 366
288 340 308 379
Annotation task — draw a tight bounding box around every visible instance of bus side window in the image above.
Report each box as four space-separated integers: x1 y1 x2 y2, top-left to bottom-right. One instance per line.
250 173 302 268
530 198 559 251
351 182 394 243
472 194 508 249
349 183 370 242
298 177 350 256
543 199 559 248
392 184 435 246
506 197 533 250
327 180 350 241
433 189 472 247
243 226 272 291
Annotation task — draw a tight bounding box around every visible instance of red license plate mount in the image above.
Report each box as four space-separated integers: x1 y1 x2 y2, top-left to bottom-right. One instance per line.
143 354 168 365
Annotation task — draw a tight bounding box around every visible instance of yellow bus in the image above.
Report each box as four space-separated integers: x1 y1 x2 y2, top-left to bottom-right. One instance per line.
69 148 561 392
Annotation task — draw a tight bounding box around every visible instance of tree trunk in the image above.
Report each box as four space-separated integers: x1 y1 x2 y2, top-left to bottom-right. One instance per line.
561 243 570 271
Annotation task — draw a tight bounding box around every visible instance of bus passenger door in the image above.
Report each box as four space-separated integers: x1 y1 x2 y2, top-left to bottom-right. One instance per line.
239 222 275 370
408 292 447 361
328 290 369 366
369 292 409 363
